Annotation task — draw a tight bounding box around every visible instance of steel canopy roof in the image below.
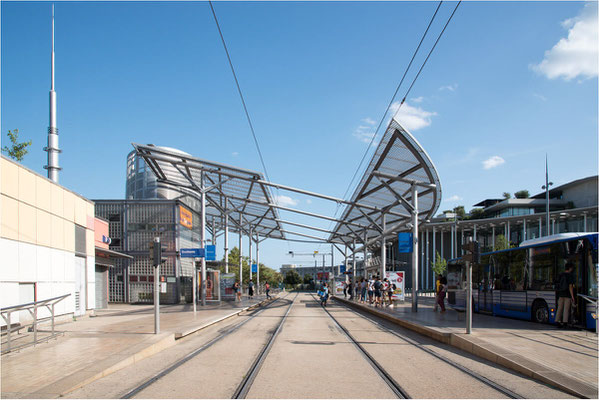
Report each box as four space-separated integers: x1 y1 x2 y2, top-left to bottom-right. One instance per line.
328 118 442 246
132 143 285 240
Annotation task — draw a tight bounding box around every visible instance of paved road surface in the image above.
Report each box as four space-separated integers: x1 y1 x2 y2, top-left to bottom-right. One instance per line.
66 292 573 399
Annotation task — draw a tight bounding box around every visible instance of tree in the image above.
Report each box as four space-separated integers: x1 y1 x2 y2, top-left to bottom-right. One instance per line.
430 251 447 276
502 192 511 199
453 205 466 219
284 269 302 285
2 129 32 161
219 246 282 285
469 208 485 220
302 274 313 284
514 190 530 199
494 234 511 251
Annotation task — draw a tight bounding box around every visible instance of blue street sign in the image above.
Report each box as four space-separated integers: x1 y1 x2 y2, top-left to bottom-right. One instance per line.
340 264 346 273
397 232 413 253
206 245 216 261
180 248 204 258
251 264 258 273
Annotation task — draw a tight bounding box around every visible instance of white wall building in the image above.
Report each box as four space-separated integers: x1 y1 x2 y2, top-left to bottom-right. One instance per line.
1 156 96 325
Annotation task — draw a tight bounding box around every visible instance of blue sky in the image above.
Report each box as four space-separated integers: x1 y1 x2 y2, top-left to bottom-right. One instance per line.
2 1 597 270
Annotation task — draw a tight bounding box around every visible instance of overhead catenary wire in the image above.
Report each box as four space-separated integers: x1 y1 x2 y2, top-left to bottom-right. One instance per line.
391 1 462 121
208 0 273 185
339 1 444 205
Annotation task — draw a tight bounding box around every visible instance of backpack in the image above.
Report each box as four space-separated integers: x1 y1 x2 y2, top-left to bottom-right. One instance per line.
557 273 569 292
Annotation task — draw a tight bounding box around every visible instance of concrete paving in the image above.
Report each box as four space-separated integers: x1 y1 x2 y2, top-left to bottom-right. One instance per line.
333 294 598 399
0 295 271 399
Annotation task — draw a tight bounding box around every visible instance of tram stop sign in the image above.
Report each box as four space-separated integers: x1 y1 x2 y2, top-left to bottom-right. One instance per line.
462 241 481 263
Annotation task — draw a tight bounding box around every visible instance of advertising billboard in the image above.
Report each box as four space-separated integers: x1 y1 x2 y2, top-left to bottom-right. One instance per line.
179 205 193 229
385 271 405 301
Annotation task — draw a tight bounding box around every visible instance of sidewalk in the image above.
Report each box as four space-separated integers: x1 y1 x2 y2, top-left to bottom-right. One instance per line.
1 295 271 399
333 295 598 399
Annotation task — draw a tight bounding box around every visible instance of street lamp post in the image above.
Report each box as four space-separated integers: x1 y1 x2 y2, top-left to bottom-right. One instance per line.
542 155 553 237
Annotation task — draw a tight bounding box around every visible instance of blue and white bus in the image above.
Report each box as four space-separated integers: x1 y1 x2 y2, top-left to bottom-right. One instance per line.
447 233 598 330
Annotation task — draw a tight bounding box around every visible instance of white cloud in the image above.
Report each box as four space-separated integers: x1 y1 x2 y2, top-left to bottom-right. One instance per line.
444 195 463 202
232 152 239 157
390 101 437 131
274 195 298 207
353 125 376 143
361 117 376 125
532 3 598 81
533 93 547 101
306 199 312 204
411 96 425 103
482 156 505 170
439 83 458 91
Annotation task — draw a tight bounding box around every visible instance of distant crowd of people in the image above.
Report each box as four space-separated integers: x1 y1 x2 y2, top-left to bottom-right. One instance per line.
342 276 396 307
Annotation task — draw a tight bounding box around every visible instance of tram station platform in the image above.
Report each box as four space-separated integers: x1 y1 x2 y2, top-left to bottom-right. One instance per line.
333 295 598 399
1 295 271 399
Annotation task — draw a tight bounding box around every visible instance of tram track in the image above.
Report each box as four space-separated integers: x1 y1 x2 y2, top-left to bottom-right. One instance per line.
310 293 410 399
328 297 524 399
120 292 295 399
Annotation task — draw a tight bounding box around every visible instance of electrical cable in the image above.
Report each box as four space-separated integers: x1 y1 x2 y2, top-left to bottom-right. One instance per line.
391 1 461 121
339 1 444 204
208 0 272 185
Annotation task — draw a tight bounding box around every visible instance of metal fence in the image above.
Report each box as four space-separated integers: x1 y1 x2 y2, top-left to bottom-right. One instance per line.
1 294 71 354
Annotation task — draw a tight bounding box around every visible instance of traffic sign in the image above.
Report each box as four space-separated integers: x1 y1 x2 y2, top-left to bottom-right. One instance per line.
251 263 258 273
340 264 346 273
205 245 216 261
180 248 204 258
462 241 480 263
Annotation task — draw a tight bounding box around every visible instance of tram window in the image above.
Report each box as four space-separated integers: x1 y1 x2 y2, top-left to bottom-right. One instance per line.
530 246 554 291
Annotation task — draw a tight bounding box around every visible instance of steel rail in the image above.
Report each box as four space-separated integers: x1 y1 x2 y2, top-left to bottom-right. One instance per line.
232 292 299 399
310 293 409 399
333 299 523 399
120 294 291 399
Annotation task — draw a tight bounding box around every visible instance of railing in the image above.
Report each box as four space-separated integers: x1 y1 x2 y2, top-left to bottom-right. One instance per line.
1 293 71 354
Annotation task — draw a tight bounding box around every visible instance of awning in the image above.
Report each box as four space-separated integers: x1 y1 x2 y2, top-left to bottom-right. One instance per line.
95 246 133 267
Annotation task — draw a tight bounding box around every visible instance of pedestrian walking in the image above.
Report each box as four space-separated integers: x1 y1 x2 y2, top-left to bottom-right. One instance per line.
248 279 254 299
555 262 576 328
436 275 447 312
233 281 241 302
373 276 383 307
360 278 367 303
348 281 353 300
319 283 329 307
265 282 271 299
368 277 375 304
434 274 441 311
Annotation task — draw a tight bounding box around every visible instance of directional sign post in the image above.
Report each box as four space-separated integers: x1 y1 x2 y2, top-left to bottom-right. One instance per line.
181 248 204 258
205 245 216 261
461 240 479 334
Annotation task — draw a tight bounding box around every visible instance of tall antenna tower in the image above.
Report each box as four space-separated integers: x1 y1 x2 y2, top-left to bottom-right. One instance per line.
44 4 61 182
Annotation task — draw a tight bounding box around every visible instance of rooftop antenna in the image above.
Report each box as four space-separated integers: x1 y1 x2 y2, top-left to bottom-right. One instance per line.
44 3 61 182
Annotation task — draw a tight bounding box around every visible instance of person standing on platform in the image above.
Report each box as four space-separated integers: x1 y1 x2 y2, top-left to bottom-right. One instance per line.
343 281 348 298
248 279 255 299
233 281 241 302
368 277 375 305
373 276 383 307
555 262 576 328
436 275 447 312
360 278 367 303
434 274 442 311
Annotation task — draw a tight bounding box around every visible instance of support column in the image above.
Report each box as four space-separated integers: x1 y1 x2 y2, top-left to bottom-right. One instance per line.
256 234 260 295
344 245 348 281
440 227 444 263
239 213 243 295
492 226 495 250
461 228 464 256
451 225 455 259
212 216 216 245
432 226 436 270
224 213 229 273
352 240 357 297
583 213 587 232
539 217 542 237
200 174 207 307
474 224 477 242
507 220 511 244
380 214 386 279
411 184 419 312
249 226 253 281
363 231 368 279
523 219 527 242
426 229 430 291
552 219 555 235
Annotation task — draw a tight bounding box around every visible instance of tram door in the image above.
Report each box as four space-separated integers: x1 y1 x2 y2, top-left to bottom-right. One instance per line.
479 264 494 313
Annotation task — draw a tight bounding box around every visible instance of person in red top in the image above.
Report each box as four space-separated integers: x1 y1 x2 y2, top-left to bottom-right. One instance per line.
265 282 271 299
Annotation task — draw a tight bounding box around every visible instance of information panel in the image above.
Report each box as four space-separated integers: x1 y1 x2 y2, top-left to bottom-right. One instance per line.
206 245 216 261
397 233 413 253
